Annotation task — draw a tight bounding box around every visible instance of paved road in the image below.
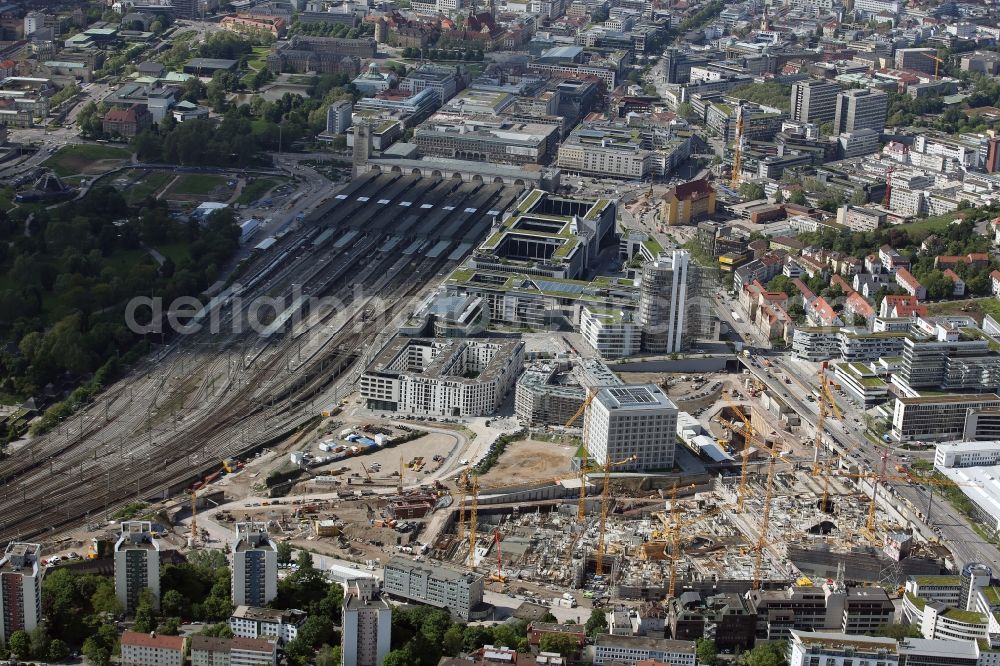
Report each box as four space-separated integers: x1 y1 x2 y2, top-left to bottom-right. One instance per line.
740 351 1000 571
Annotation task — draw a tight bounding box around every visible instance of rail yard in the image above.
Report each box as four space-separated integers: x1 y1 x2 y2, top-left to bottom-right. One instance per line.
0 172 521 544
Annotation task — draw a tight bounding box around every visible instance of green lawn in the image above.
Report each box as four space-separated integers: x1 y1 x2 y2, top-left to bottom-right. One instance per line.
126 171 173 204
170 174 227 196
926 297 1000 324
899 213 964 238
246 46 270 71
43 144 131 177
236 177 283 205
155 242 192 267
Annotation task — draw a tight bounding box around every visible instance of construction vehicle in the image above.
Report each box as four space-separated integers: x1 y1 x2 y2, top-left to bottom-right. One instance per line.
221 458 238 474
359 463 373 484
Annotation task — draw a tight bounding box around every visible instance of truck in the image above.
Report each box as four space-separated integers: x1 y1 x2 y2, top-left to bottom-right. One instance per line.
556 597 577 608
731 311 742 322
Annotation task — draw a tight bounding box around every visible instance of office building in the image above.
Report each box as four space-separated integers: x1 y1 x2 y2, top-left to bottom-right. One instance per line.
120 631 185 666
791 79 840 124
935 449 1000 533
667 592 757 652
660 179 715 226
342 578 392 666
788 630 900 666
383 557 484 620
414 116 559 166
833 89 888 135
895 334 1000 394
229 606 306 643
747 582 895 641
231 523 277 607
891 394 1000 443
399 64 458 104
895 48 938 76
114 521 160 614
359 338 524 417
593 635 696 666
0 543 42 643
639 250 690 353
514 358 623 427
935 441 1000 468
581 305 642 359
326 99 352 134
583 384 678 472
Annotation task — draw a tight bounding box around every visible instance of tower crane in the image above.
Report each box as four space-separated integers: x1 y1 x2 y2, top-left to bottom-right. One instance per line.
752 440 782 591
717 401 759 511
883 165 896 208
398 454 404 495
595 454 638 576
920 51 946 79
456 465 471 542
814 362 843 514
565 388 596 524
487 528 506 583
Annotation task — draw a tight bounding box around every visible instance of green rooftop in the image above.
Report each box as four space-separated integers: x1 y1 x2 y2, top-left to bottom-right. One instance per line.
906 592 926 611
914 575 961 586
983 586 1000 606
942 608 985 624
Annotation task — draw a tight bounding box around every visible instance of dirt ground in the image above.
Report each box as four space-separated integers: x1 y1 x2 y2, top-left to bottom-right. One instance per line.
478 438 577 487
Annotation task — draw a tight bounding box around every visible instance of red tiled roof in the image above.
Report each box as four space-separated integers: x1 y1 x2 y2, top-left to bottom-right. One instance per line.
991 270 1000 283
895 268 922 290
672 178 712 200
121 632 185 651
846 292 874 318
943 268 962 283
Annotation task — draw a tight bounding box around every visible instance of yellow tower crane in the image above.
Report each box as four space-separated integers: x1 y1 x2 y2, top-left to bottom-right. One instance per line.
717 401 758 511
565 388 596 524
594 454 638 576
920 52 945 79
752 440 781 591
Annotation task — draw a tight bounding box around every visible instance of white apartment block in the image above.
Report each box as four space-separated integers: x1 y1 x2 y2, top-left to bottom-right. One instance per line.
580 305 642 359
583 384 678 472
231 523 277 607
114 521 160 614
360 338 524 417
383 557 484 620
229 606 305 643
0 543 42 643
342 579 391 666
120 632 185 666
593 634 697 666
792 327 841 362
852 0 899 14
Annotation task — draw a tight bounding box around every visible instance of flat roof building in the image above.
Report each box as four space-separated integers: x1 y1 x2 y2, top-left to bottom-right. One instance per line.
359 337 524 417
383 557 484 621
231 522 277 608
114 521 160 614
583 384 678 471
0 542 42 642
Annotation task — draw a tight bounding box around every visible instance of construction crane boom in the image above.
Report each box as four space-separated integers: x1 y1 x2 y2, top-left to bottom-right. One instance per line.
594 454 638 576
752 441 780 591
919 51 945 79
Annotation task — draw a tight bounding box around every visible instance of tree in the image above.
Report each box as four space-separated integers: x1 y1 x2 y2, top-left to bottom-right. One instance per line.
48 638 70 662
789 190 807 205
277 541 293 564
316 646 342 666
161 588 186 618
296 548 314 570
157 617 183 635
739 182 766 201
284 636 314 666
697 638 719 666
767 274 793 295
585 608 607 638
7 631 29 659
740 641 789 666
199 622 234 638
383 646 418 666
539 633 580 657
442 625 464 657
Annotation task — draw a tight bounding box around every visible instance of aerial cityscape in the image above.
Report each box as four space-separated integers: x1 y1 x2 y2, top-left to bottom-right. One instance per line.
0 0 999 665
